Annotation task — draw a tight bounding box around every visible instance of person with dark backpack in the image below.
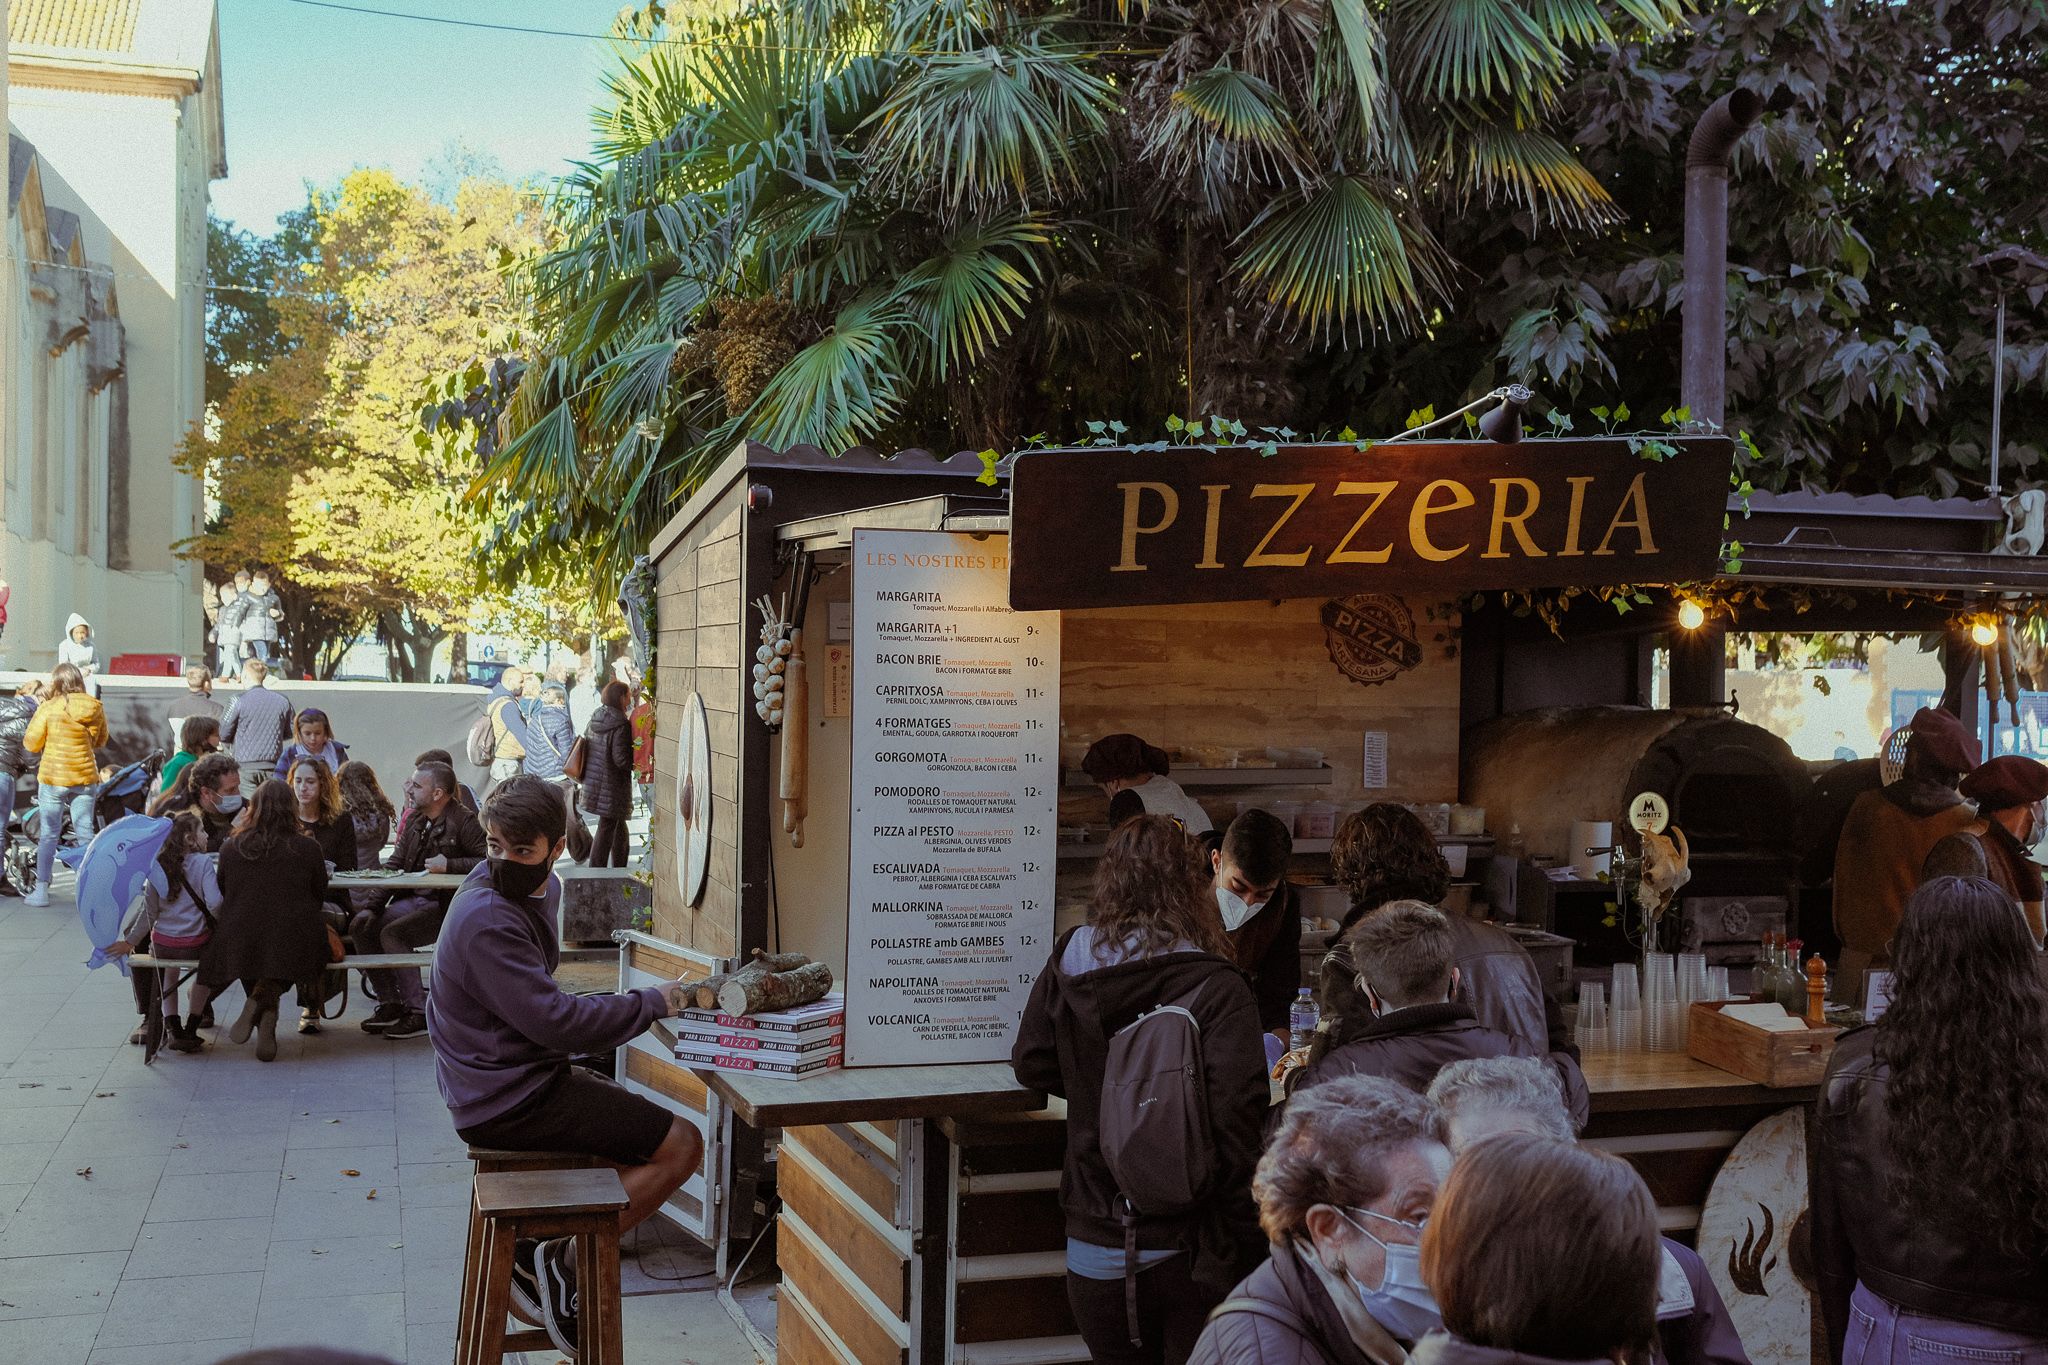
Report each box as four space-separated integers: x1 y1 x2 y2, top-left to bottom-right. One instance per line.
1013 814 1269 1365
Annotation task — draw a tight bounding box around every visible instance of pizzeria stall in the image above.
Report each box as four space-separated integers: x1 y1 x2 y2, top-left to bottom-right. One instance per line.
612 427 1916 1364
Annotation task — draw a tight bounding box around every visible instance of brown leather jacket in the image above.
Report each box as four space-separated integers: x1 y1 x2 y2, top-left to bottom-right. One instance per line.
1811 1026 2048 1358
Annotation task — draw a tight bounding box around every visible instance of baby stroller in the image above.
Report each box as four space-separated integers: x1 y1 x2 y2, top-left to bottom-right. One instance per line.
5 751 165 895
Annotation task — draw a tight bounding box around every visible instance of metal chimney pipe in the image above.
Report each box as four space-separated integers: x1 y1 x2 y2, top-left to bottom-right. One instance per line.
1682 88 1768 428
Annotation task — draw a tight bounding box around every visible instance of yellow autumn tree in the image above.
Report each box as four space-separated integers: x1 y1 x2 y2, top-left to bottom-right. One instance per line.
181 170 546 679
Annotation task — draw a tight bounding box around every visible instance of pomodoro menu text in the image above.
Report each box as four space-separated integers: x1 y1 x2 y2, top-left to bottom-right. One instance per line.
844 530 1060 1066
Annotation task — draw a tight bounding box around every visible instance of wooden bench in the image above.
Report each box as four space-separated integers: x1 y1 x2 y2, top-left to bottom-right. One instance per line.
129 946 620 1061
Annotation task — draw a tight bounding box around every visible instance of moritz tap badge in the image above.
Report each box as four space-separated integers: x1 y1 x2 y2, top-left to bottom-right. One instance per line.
1321 594 1422 688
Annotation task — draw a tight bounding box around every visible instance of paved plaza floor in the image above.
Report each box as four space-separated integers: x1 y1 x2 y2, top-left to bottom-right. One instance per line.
0 872 761 1365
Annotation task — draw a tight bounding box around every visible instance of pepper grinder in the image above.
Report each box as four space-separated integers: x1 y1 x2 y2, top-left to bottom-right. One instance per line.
1804 954 1827 1027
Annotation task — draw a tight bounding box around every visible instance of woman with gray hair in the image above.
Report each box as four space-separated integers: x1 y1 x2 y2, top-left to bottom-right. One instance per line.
1187 1075 1451 1365
1422 1058 1751 1365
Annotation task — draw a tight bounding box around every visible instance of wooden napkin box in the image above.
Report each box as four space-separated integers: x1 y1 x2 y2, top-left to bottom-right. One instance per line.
1686 1001 1839 1088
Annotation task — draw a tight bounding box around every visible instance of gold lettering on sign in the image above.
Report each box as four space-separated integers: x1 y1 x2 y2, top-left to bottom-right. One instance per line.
1113 481 1178 572
1483 478 1545 559
1558 475 1595 557
1409 479 1476 562
1593 472 1659 556
1327 481 1398 565
1244 484 1317 567
1196 484 1229 569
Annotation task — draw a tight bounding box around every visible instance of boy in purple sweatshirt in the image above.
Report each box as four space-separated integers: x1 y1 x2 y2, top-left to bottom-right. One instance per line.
426 776 701 1358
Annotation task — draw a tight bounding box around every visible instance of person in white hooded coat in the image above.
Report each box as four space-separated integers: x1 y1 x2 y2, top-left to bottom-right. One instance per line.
57 614 98 684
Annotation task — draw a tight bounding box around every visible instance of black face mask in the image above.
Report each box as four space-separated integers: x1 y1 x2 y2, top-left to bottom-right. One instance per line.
488 854 554 901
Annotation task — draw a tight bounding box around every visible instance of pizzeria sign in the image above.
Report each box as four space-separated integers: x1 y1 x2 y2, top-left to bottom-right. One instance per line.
1005 436 1733 611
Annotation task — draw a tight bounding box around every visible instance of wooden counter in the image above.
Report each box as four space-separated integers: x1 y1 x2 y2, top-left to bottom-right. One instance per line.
694 1060 1045 1130
1580 1049 1816 1240
1585 1048 1820 1112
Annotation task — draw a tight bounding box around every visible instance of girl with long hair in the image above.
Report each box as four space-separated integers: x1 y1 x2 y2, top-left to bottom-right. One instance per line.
21 662 107 906
272 707 347 782
106 814 223 1053
288 757 357 1035
338 760 395 860
194 780 332 1061
1012 815 1267 1365
1812 875 2048 1362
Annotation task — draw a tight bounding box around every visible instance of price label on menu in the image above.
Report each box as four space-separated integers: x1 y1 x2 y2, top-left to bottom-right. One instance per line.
844 529 1061 1067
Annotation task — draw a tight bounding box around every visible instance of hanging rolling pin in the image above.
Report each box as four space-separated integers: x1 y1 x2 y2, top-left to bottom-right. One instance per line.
781 627 809 846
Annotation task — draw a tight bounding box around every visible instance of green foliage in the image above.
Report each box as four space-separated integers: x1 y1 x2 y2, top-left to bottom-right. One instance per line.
1302 0 2048 498
459 0 1683 585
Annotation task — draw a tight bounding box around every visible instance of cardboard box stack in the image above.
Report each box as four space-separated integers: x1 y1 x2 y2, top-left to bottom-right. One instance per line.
673 992 845 1081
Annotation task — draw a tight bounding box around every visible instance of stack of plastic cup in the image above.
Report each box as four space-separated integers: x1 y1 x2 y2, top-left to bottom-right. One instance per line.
1675 953 1710 1044
1708 966 1732 1001
1643 953 1680 1051
1576 982 1610 1055
1610 962 1642 1053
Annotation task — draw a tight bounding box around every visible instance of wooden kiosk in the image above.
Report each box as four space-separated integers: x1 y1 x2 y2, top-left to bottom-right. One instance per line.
621 434 1834 1365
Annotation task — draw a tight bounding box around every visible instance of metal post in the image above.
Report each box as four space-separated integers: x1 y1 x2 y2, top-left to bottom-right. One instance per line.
1989 292 2008 498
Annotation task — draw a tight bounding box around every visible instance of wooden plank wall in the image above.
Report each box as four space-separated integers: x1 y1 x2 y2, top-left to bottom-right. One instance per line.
1054 595 1461 929
1058 596 1462 829
652 485 745 958
779 1124 912 1365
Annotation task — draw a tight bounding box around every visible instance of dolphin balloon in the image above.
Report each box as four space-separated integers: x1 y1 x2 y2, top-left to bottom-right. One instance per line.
71 814 172 977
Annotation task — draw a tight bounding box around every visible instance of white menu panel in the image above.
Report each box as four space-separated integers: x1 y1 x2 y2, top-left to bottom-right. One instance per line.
844 530 1061 1067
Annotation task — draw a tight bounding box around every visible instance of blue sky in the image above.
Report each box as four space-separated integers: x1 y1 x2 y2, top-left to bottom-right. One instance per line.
211 0 631 231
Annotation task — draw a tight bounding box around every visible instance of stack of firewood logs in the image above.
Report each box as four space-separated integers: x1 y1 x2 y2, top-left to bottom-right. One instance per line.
689 949 834 1016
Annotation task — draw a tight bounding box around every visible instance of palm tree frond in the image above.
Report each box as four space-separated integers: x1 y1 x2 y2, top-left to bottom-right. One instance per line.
891 216 1052 378
1436 124 1617 228
1393 0 1562 107
863 38 1117 214
1232 174 1450 338
744 294 910 451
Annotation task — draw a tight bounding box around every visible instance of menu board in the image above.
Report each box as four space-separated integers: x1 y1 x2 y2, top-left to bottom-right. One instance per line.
844 529 1061 1067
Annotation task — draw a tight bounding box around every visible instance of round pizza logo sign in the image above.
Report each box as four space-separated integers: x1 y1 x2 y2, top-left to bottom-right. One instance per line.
1321 594 1423 688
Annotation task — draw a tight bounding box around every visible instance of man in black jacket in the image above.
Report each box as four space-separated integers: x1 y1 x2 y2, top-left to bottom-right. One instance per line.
352 762 487 1039
1206 810 1301 1047
1296 902 1588 1128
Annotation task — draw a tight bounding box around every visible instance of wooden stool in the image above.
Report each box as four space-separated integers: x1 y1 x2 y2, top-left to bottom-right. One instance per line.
457 1167 629 1364
457 1145 598 1357
456 1165 626 1365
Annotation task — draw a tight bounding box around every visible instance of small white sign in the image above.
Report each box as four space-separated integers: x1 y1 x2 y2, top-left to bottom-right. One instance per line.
845 530 1060 1067
1361 731 1388 789
828 601 853 642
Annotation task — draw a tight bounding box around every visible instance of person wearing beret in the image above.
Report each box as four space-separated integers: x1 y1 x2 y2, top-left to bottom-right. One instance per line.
1081 733 1214 835
1925 755 2048 948
1831 707 1981 1000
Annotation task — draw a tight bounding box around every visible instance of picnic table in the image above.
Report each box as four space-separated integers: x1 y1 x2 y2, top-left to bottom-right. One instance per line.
329 870 468 890
128 942 620 1063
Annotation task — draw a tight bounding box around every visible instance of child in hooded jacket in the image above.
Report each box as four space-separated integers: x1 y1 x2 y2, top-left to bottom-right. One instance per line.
107 815 223 1052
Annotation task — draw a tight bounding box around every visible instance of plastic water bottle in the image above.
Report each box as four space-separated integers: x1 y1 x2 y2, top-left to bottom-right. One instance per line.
1288 988 1319 1052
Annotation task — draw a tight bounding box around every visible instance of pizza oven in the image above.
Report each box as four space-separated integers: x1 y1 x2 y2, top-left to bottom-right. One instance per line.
1463 706 1813 960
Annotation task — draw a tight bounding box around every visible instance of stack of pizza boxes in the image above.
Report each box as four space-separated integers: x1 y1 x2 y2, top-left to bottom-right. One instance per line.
672 992 846 1081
